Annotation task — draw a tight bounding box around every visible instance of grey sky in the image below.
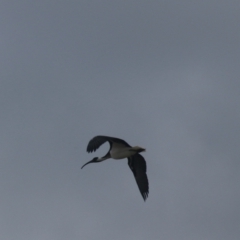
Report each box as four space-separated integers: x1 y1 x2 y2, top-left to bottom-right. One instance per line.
1 1 240 240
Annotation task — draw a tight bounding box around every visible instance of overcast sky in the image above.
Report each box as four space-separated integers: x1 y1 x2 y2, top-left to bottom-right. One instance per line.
1 1 240 240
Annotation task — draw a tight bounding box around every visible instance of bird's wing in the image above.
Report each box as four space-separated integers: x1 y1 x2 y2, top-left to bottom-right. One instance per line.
128 154 149 201
87 135 131 153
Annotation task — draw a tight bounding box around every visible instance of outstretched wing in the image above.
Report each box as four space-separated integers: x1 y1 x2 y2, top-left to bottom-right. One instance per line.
87 135 131 153
128 154 149 201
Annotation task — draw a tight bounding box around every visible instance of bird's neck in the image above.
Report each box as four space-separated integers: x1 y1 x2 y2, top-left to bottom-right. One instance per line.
99 152 111 161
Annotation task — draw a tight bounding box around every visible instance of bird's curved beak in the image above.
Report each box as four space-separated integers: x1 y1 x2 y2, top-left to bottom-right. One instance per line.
81 157 98 169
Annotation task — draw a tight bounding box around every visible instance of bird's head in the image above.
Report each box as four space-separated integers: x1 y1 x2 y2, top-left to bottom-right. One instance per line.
132 146 146 153
81 157 100 169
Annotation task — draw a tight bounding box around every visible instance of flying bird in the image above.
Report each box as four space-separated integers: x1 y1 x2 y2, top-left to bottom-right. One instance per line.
81 135 149 201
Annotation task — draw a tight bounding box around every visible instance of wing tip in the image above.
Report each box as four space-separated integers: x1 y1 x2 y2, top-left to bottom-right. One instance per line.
142 190 149 201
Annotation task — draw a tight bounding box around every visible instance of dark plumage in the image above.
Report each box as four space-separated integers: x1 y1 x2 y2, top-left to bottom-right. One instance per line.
82 135 149 201
128 154 149 201
87 135 130 153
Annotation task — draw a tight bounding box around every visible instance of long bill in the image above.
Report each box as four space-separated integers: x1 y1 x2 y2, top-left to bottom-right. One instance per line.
81 157 98 169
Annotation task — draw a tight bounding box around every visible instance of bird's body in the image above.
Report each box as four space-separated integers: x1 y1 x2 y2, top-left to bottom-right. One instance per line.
110 144 142 159
81 135 149 201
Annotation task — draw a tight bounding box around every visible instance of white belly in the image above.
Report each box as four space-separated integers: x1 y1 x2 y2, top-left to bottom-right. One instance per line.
110 148 136 159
